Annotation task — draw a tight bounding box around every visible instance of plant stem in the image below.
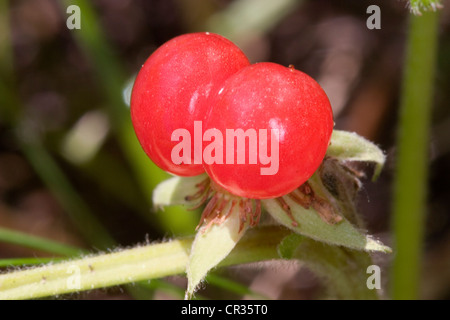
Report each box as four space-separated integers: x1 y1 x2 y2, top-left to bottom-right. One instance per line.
0 226 287 300
392 11 440 299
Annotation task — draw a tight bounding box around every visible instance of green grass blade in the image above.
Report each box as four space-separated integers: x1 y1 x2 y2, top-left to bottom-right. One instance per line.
392 10 440 299
0 258 64 268
0 227 83 257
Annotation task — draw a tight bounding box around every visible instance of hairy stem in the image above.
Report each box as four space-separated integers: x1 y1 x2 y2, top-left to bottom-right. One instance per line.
0 226 288 300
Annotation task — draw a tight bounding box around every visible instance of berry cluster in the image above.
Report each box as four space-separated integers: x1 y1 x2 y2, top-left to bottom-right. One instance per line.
131 32 333 200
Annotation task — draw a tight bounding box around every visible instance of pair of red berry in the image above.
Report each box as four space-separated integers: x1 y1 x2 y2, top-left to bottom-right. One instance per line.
131 32 333 199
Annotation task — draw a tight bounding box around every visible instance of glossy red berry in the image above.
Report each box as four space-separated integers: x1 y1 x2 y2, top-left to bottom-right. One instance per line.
203 62 334 199
131 32 250 176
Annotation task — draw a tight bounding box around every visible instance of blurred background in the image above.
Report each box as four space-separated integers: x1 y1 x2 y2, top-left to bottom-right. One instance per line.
0 0 449 299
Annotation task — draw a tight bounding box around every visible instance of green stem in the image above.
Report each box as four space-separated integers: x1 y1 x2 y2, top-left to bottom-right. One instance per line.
0 228 271 299
0 226 288 300
392 11 440 299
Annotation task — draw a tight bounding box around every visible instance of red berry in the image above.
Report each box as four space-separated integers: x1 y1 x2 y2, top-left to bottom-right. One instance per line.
131 32 250 176
203 62 334 199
